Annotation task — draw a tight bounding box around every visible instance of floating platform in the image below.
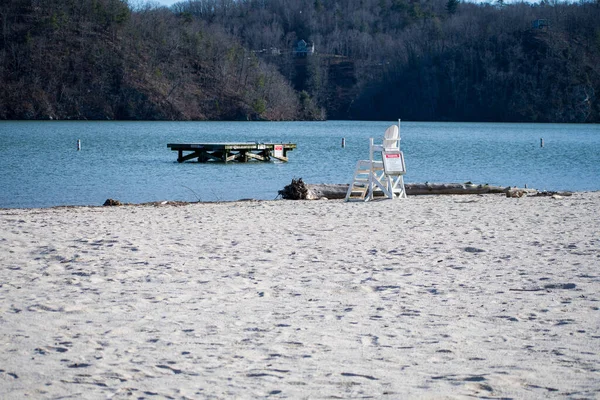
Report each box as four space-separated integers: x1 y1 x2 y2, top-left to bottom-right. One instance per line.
167 142 297 163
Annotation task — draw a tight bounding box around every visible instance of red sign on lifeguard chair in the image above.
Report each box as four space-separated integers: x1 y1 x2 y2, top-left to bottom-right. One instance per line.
382 150 406 175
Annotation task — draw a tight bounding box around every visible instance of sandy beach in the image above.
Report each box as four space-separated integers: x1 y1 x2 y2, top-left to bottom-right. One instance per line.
1 192 599 399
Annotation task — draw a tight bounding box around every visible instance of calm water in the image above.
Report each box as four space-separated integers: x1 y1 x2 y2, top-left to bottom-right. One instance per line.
0 121 598 208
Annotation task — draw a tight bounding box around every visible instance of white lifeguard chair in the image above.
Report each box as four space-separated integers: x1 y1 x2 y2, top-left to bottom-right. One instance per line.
345 121 407 201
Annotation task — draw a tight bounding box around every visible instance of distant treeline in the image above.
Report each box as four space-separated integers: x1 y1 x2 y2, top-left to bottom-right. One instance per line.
1 0 599 122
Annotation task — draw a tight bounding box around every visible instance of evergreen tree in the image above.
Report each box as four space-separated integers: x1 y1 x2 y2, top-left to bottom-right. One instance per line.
446 0 459 15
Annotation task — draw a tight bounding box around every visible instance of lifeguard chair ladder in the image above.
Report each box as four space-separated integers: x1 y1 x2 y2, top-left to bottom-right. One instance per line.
345 122 407 201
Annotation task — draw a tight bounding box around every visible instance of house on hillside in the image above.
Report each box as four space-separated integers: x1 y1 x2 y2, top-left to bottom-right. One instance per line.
531 19 549 30
293 40 315 56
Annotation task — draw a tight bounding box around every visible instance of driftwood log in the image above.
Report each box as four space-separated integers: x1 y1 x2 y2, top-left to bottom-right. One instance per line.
280 180 538 200
278 178 309 199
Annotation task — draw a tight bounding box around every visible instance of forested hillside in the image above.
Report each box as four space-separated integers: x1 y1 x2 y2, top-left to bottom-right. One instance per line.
0 0 301 120
1 0 599 122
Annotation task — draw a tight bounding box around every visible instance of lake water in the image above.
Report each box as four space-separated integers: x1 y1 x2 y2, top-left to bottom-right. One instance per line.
0 121 598 208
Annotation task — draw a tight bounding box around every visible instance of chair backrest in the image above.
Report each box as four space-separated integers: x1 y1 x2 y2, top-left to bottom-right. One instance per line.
383 125 399 150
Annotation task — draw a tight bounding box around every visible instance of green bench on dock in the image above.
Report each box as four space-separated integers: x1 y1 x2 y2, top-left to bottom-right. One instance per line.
167 142 297 163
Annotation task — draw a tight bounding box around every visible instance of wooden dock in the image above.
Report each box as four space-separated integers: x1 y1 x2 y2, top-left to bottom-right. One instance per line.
167 142 297 163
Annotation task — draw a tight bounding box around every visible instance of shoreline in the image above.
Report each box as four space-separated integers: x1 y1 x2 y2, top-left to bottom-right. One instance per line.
1 192 599 398
1 188 596 211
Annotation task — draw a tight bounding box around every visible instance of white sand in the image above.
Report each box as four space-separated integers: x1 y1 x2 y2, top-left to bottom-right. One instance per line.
1 193 599 399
